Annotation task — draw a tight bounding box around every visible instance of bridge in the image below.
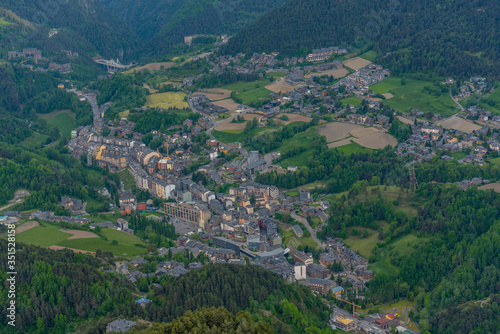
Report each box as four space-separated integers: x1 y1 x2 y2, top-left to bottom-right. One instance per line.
93 58 133 72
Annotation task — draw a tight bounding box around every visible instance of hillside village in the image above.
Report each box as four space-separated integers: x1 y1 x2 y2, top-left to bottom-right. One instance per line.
3 42 500 334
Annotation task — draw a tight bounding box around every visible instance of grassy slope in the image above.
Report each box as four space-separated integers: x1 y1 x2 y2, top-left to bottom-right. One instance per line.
341 96 362 107
370 77 458 116
277 127 322 167
57 228 146 256
17 222 71 247
118 168 135 190
41 111 76 139
16 222 147 256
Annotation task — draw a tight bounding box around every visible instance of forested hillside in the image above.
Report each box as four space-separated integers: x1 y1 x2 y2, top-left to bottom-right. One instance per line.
0 0 139 60
316 181 500 333
223 0 500 78
100 0 286 60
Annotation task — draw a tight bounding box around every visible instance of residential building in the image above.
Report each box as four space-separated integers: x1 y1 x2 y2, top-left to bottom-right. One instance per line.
164 202 211 228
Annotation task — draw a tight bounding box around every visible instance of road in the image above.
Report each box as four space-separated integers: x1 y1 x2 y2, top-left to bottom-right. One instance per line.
449 86 465 111
291 212 324 249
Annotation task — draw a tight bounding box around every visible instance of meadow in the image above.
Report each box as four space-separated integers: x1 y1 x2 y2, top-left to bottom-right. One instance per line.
222 80 272 105
41 111 76 139
17 222 147 256
370 77 459 116
145 92 188 109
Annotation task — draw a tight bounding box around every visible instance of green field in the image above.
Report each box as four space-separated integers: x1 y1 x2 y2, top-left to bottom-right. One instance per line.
344 222 389 259
21 131 49 148
333 142 373 155
359 50 377 62
277 128 323 167
285 190 300 197
489 157 500 166
222 80 272 105
341 96 362 107
17 222 147 256
41 111 76 139
390 234 428 258
451 151 467 160
58 228 146 256
370 77 458 116
17 222 72 248
145 92 188 109
118 169 135 190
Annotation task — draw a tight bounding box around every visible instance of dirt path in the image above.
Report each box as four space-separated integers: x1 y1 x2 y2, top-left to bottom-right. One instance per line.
15 221 39 233
48 245 95 254
59 229 99 239
0 189 30 212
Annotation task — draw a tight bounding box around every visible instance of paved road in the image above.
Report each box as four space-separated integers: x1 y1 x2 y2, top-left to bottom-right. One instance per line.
449 86 464 112
291 212 324 249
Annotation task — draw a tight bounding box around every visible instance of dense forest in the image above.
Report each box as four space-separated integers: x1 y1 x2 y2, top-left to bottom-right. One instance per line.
101 0 286 60
318 181 500 333
223 0 500 79
137 263 332 333
0 241 137 333
0 143 118 213
91 73 148 120
0 0 138 60
139 307 273 334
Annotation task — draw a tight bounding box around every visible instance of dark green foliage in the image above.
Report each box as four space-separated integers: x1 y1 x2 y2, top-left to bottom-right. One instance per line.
256 148 402 190
223 0 499 78
91 73 147 119
129 109 200 134
0 144 116 211
141 263 331 333
0 0 139 60
143 307 273 334
101 0 286 60
388 119 412 142
0 241 137 333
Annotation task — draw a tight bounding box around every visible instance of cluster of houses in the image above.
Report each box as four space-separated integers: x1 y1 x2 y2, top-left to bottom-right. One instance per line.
305 46 348 62
395 115 500 165
334 64 390 94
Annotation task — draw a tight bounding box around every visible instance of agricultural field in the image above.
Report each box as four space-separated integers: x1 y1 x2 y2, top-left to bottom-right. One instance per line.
307 68 348 79
274 113 313 125
370 77 459 116
194 88 232 101
215 114 262 131
57 228 146 256
318 122 397 149
265 81 296 93
437 116 482 133
16 222 73 248
17 222 148 256
478 182 500 192
212 99 240 112
342 57 372 70
396 116 414 125
145 92 188 109
212 127 265 143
